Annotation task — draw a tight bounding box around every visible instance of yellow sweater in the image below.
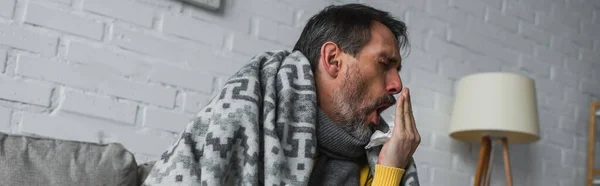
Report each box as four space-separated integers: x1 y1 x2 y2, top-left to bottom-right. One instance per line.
360 164 405 186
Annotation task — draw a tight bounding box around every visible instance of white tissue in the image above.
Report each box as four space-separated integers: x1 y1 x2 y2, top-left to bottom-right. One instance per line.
365 129 391 149
365 116 394 149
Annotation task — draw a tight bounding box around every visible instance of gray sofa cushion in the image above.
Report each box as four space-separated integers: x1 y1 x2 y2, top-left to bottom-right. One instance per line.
0 132 139 186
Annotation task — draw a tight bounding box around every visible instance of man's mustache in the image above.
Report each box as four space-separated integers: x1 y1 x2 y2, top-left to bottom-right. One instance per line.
364 94 396 114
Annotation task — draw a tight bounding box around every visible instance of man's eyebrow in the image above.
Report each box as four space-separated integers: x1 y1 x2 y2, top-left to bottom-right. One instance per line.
380 54 399 63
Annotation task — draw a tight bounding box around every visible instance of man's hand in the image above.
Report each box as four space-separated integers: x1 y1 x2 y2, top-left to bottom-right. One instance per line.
378 87 421 169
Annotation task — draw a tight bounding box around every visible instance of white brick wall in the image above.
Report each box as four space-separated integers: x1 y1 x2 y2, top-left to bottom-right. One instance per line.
505 0 535 23
0 0 15 18
82 0 155 28
184 92 211 113
0 23 58 56
520 21 551 46
0 0 598 185
66 41 153 77
432 169 471 186
61 90 138 124
25 3 105 40
144 106 191 132
485 7 518 33
450 0 486 18
0 75 54 106
257 18 302 46
163 14 224 45
519 55 551 78
0 49 6 72
16 55 108 90
97 75 177 108
149 62 214 93
111 24 195 62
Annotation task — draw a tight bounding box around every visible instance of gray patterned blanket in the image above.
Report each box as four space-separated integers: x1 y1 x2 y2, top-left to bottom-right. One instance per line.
142 50 418 186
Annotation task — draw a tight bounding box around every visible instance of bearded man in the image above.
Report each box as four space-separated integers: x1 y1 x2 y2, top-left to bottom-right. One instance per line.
143 3 421 186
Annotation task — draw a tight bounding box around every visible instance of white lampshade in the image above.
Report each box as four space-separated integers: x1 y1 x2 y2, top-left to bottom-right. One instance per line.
449 72 540 144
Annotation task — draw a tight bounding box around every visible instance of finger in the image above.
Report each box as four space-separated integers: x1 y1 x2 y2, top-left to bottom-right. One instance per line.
406 88 418 136
394 93 405 133
403 88 414 134
406 88 420 153
412 117 419 145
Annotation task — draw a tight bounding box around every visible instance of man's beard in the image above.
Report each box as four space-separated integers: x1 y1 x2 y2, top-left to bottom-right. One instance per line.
331 65 396 140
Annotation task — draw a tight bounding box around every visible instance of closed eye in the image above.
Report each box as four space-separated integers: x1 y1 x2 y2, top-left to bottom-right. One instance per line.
380 61 390 67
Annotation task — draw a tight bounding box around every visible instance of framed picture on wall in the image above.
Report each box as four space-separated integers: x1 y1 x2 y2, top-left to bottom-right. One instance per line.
179 0 221 10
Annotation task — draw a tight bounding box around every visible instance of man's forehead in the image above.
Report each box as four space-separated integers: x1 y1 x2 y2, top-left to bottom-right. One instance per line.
370 27 401 59
361 22 403 65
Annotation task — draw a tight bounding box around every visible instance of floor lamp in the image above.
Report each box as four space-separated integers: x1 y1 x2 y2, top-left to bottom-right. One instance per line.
448 72 540 186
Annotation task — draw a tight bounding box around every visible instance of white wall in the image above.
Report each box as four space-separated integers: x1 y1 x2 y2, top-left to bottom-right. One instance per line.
0 0 598 185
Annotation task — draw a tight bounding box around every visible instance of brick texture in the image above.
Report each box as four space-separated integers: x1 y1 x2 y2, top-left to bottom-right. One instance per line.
25 3 104 40
0 49 6 73
520 21 551 46
97 76 177 108
0 0 598 185
257 18 302 46
111 24 191 63
149 63 214 93
17 56 108 90
431 169 471 186
0 0 15 18
66 41 153 77
0 75 53 106
163 13 225 46
505 0 535 23
144 107 191 132
61 91 138 124
0 24 58 56
486 6 518 33
82 0 154 27
184 92 211 113
450 0 486 18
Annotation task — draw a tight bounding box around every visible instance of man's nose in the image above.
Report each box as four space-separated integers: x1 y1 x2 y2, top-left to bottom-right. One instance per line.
386 72 402 95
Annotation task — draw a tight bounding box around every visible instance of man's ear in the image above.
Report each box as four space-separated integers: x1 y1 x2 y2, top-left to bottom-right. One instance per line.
319 42 342 78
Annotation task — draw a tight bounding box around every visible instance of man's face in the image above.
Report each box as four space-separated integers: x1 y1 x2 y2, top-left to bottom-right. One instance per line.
331 22 403 139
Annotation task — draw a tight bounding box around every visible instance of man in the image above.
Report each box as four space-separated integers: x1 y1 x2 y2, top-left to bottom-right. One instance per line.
143 3 420 186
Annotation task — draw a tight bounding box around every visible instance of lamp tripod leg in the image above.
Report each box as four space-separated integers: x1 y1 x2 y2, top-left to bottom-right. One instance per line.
501 138 513 186
484 142 495 186
475 137 514 186
475 136 492 186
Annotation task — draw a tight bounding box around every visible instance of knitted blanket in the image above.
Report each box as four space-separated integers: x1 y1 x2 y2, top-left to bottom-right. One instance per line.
142 50 419 186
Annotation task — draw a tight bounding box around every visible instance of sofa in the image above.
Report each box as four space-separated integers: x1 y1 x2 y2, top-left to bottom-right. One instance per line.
0 132 156 186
